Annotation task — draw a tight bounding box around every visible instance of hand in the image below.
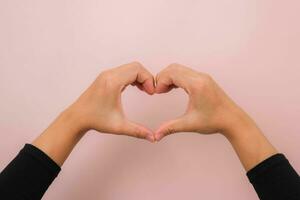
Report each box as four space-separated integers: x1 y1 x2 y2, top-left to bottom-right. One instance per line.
66 62 156 142
154 63 277 171
154 63 253 141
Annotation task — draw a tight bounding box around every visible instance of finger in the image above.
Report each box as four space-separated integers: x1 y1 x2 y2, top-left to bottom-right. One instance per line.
155 73 173 93
118 62 155 95
155 80 177 94
154 117 187 141
121 120 155 143
131 81 144 91
141 78 155 95
155 63 190 94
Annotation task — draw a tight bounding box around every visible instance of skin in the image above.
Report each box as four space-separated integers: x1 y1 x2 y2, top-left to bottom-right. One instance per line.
32 62 277 171
32 62 156 166
154 63 277 171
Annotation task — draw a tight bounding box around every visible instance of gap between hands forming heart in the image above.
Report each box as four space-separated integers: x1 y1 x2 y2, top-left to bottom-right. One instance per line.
129 76 181 142
130 75 194 143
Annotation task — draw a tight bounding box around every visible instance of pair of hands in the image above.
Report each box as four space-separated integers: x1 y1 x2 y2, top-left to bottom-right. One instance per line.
66 62 249 143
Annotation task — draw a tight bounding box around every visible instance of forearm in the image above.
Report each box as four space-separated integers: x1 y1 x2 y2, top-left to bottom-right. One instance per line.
222 110 300 199
32 108 87 166
0 107 87 199
0 63 156 199
223 109 277 171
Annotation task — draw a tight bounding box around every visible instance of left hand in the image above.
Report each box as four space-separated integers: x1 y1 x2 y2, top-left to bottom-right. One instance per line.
154 63 250 141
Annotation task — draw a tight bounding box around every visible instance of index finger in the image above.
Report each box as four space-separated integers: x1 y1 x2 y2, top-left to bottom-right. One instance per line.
155 63 193 94
114 62 155 95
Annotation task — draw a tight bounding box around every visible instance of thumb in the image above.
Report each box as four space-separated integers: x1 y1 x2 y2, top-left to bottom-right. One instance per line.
155 117 187 142
121 120 155 143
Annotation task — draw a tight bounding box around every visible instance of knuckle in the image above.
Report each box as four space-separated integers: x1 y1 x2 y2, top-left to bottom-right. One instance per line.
98 71 117 88
167 63 181 71
130 61 142 66
191 73 213 92
133 128 144 139
190 80 205 93
166 126 175 136
201 73 213 82
99 70 112 80
127 61 142 70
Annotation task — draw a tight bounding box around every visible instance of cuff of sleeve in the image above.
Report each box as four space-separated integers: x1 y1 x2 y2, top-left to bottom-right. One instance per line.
20 144 61 177
246 153 287 183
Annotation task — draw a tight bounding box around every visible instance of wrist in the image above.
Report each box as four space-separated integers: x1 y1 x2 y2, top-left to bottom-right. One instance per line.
59 108 89 136
31 108 87 166
220 108 278 171
221 107 258 141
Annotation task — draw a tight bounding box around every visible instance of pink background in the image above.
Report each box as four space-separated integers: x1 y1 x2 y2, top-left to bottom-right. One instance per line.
0 0 300 199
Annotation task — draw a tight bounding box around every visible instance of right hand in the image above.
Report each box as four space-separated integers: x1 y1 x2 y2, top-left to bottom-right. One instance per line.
65 62 156 142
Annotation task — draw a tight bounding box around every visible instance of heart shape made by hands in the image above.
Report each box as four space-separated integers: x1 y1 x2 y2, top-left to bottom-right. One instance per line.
72 62 231 144
118 63 222 143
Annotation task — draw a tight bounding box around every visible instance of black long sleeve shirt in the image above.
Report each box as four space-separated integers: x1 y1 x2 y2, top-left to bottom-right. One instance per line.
0 144 300 200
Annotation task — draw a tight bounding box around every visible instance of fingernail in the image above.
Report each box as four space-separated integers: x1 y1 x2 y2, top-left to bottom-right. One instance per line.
143 80 155 95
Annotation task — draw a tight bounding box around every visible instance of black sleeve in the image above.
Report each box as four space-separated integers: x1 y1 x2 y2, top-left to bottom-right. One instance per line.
0 144 61 200
247 154 300 200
